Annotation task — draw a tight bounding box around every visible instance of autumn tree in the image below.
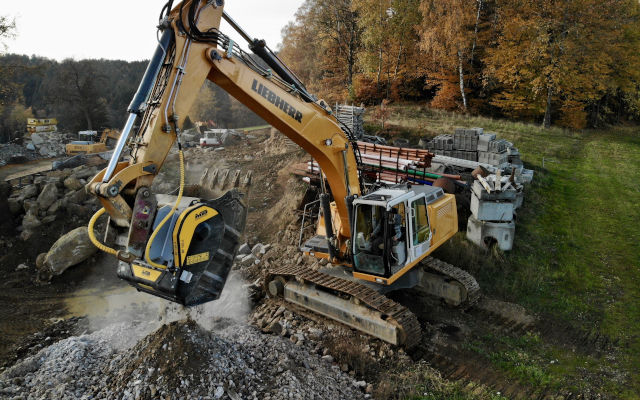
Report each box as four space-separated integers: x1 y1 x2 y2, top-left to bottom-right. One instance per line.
418 0 488 112
485 0 640 128
279 0 362 102
352 0 423 101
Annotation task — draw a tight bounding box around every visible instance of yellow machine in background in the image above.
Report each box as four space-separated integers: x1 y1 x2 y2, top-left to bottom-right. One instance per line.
66 129 120 155
85 0 479 348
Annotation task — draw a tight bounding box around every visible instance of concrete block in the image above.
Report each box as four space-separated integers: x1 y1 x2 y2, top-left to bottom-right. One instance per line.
471 181 517 201
470 192 514 222
466 215 515 251
477 133 496 151
514 191 524 210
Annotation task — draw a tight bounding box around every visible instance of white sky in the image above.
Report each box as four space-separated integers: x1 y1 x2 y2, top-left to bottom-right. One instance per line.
1 0 304 61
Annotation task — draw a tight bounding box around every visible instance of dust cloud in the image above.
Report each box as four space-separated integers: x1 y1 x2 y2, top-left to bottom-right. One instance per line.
64 269 250 349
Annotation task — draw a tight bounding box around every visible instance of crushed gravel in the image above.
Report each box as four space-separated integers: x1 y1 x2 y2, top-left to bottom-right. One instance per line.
0 317 367 400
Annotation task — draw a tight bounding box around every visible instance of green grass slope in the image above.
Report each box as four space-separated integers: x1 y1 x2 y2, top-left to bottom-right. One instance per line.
368 104 640 398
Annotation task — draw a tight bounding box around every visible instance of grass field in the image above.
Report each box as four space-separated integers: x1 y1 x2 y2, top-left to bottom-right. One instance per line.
367 105 640 398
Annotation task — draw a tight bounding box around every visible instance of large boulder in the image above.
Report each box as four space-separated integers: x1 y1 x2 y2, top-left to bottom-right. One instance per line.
36 183 59 211
37 227 98 281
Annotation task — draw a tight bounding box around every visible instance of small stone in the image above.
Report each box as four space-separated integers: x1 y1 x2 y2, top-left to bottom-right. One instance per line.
214 386 224 399
354 380 367 389
321 355 333 363
237 243 251 255
15 264 29 271
267 321 283 335
42 215 57 224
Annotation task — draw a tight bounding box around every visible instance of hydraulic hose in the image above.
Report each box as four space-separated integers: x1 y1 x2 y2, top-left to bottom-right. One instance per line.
144 148 185 270
88 208 118 256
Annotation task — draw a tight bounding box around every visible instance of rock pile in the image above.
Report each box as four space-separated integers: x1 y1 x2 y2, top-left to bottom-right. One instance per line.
25 132 71 158
0 318 369 400
6 165 101 241
0 143 39 167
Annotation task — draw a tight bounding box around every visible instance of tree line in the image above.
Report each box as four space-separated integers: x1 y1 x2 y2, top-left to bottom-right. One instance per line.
278 0 640 129
0 53 265 143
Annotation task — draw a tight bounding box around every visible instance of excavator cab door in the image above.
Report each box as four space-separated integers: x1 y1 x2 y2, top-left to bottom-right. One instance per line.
407 195 432 261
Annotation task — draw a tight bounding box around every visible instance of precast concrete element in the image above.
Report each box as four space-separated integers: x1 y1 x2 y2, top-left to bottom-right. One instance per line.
466 215 515 251
471 180 517 201
470 192 514 222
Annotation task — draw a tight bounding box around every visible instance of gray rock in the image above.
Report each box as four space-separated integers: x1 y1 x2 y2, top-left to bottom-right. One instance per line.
36 183 59 211
15 264 29 271
47 199 63 215
41 227 98 279
237 243 251 255
42 215 57 224
240 254 257 267
22 210 42 231
30 133 45 146
251 243 268 258
63 176 83 191
67 188 89 204
19 185 38 200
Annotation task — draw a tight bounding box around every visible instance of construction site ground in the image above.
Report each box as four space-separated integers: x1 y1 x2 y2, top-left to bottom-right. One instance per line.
0 109 638 399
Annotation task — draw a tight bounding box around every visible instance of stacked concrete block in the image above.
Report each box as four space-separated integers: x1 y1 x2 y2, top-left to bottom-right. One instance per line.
466 175 523 251
478 151 508 166
335 104 365 140
454 128 481 151
432 134 454 150
477 133 497 152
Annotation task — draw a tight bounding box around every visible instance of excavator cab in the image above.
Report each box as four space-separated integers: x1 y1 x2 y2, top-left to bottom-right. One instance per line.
351 185 443 280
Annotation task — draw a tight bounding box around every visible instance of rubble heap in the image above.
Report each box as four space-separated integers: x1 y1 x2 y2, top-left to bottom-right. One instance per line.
6 165 101 241
0 319 369 400
0 143 39 167
25 132 71 158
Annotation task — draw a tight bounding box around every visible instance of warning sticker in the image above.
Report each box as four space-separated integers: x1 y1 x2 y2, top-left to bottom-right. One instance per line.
186 252 210 265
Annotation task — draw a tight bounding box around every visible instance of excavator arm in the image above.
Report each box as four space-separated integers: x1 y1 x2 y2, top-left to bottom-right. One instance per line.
87 0 361 305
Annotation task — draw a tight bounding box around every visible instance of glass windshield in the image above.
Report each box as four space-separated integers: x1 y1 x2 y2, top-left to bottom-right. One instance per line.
352 204 386 275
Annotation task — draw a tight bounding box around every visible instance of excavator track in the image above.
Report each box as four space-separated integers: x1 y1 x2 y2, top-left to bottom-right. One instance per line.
266 264 422 349
423 257 481 308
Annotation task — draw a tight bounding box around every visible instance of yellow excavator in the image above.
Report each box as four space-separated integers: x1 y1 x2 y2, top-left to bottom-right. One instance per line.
86 0 479 348
66 129 121 155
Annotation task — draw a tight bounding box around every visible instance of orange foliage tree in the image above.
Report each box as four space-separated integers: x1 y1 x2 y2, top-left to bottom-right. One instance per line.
484 0 640 129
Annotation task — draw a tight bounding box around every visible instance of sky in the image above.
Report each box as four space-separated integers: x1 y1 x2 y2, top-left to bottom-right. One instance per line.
1 0 304 61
